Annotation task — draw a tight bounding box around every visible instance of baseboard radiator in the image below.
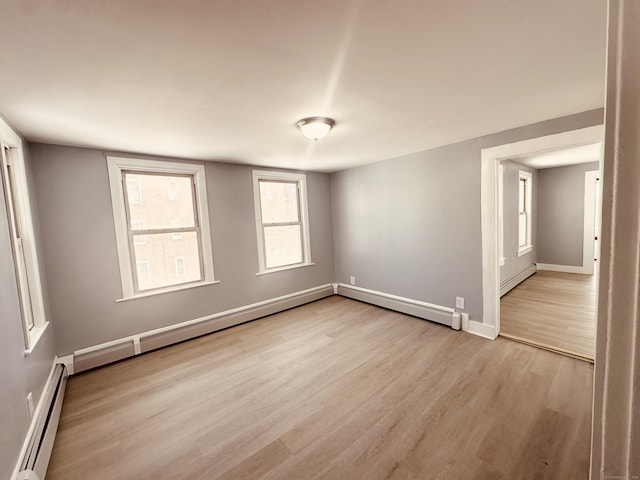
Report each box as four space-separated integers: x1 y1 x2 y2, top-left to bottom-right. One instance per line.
500 264 537 297
16 363 68 480
337 284 460 329
73 284 334 373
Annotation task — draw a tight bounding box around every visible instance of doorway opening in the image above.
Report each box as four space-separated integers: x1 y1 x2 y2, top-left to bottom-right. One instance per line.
480 124 603 346
497 146 601 360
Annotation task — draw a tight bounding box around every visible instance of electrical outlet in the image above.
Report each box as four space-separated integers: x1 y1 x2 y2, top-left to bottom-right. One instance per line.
350 276 356 285
26 392 34 419
456 296 465 309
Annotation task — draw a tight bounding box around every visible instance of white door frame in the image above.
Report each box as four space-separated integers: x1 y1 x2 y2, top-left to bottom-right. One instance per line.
582 170 599 275
480 125 604 338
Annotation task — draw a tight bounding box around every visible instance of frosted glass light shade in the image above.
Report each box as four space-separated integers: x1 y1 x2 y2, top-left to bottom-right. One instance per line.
296 117 335 141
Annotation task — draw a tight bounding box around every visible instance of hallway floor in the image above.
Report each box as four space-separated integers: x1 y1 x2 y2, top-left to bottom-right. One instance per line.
500 271 596 360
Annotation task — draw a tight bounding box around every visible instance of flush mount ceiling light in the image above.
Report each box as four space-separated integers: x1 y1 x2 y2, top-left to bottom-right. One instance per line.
296 117 335 141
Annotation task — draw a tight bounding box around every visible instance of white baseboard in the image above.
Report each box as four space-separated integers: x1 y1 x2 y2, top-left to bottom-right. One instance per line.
72 284 334 373
465 319 498 340
12 359 67 480
536 263 590 274
500 263 537 297
69 281 505 373
336 284 458 328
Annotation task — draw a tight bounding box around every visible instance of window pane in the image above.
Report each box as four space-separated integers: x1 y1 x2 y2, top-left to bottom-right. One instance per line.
519 213 527 247
133 231 202 291
168 180 179 200
259 181 299 223
519 178 526 213
264 225 302 269
175 256 186 276
125 173 195 229
127 179 142 204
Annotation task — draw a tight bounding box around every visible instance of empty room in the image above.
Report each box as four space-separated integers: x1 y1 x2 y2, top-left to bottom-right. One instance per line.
1 1 638 480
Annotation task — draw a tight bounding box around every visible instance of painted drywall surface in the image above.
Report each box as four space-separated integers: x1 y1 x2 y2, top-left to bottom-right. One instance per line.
0 142 56 480
537 162 600 266
331 109 603 324
29 144 334 355
499 160 537 283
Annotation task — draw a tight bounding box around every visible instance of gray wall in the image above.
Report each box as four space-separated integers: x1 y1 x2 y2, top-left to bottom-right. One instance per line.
499 160 537 283
0 142 56 480
537 162 600 266
30 144 334 355
331 109 603 324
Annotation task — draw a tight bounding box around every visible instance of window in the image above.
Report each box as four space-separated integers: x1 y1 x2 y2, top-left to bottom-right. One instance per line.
252 170 312 273
1 118 48 351
108 157 216 298
518 170 533 256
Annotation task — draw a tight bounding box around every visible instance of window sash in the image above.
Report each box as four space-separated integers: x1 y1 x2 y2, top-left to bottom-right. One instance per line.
0 123 48 351
518 212 528 248
258 180 304 269
519 178 527 214
121 170 204 293
518 171 533 252
253 171 311 273
258 179 301 225
261 224 304 269
108 156 215 299
1 154 36 332
2 150 35 333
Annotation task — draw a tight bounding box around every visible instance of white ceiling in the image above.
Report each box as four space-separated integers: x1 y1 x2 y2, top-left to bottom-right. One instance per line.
0 0 607 172
515 142 602 169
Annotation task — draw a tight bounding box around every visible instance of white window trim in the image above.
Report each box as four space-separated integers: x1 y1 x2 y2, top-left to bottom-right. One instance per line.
107 156 216 299
517 170 533 257
0 118 49 354
252 170 312 274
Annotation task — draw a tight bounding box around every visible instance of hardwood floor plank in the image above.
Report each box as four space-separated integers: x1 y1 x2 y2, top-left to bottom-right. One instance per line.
48 296 592 479
508 406 573 480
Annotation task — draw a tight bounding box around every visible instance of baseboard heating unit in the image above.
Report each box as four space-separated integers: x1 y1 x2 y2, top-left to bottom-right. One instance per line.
500 264 537 297
15 363 68 480
337 283 460 329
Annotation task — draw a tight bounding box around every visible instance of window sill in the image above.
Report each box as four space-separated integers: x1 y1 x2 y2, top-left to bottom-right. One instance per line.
517 246 533 257
116 280 220 303
256 262 315 276
24 321 50 357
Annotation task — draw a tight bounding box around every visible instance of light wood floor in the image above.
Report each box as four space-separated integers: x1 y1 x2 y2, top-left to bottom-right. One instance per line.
48 296 593 479
500 271 596 360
